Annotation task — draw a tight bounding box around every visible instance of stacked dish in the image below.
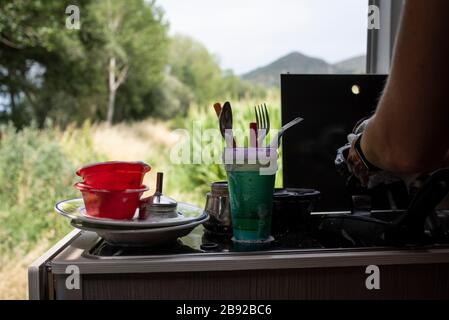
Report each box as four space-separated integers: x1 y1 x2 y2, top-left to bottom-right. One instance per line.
56 162 208 247
75 161 151 220
55 199 208 247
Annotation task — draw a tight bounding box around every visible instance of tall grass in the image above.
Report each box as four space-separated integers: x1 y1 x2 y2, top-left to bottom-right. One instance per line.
166 93 283 205
0 122 104 256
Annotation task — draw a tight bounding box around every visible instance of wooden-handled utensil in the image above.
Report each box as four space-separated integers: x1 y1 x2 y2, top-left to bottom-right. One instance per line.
249 122 258 148
213 103 222 117
219 101 236 148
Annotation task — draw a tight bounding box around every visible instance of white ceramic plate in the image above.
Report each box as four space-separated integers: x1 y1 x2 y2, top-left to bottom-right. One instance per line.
70 214 209 247
55 198 206 229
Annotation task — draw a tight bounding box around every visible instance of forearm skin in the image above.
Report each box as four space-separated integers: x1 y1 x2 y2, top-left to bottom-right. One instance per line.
360 0 449 174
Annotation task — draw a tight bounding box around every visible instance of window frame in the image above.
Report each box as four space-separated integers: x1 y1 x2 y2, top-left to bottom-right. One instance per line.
366 0 404 74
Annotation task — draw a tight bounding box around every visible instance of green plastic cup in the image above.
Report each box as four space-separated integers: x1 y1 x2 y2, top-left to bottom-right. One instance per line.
224 148 278 242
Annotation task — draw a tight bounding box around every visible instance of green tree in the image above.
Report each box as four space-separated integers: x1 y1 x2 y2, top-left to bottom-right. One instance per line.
168 34 266 107
149 73 194 119
0 0 168 127
84 0 168 124
168 34 222 106
0 0 88 127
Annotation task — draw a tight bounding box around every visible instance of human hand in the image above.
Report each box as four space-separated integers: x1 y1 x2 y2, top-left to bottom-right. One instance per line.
338 117 416 189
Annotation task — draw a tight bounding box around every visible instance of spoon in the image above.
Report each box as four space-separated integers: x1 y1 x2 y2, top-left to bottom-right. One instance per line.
219 102 235 148
269 117 304 148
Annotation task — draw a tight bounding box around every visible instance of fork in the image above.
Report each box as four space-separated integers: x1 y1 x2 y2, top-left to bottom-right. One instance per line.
254 103 270 147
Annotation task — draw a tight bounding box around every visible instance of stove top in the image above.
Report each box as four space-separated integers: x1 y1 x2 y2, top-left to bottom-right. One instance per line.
87 227 325 257
85 210 449 259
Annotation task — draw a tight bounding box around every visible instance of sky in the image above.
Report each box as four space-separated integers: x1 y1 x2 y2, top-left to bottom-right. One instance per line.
158 0 368 75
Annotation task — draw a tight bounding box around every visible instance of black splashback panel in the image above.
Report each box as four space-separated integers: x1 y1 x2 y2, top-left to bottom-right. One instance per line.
281 74 388 211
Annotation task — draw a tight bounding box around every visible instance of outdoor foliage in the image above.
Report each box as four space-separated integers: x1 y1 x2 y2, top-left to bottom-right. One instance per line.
0 122 104 255
0 1 267 128
166 93 283 204
168 35 266 108
0 0 169 127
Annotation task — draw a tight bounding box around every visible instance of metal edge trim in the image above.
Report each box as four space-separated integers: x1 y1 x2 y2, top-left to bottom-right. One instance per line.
28 229 81 300
50 246 449 275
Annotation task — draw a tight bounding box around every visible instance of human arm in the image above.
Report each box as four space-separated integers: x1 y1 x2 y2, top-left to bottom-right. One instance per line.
360 0 449 174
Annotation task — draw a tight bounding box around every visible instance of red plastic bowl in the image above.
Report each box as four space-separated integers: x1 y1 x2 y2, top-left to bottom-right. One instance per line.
75 182 149 220
76 161 151 190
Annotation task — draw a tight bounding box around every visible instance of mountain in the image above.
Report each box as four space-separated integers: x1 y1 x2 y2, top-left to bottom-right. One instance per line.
241 51 366 87
333 55 366 74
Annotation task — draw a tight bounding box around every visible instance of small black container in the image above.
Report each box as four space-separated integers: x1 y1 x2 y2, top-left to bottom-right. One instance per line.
272 188 320 237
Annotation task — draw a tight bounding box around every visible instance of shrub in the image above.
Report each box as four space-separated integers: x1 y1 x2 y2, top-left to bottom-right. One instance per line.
0 122 103 254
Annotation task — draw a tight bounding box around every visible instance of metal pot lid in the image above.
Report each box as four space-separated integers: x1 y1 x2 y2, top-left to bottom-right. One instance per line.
149 193 178 208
